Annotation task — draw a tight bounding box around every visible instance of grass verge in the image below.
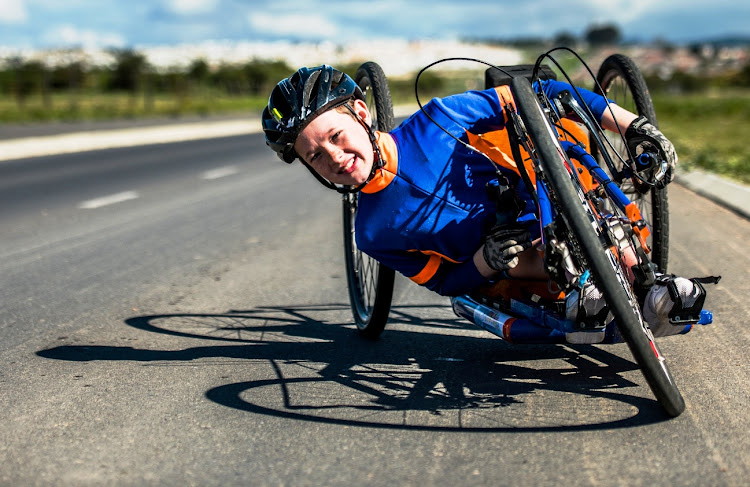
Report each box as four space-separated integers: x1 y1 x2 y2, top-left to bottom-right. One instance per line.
653 90 750 184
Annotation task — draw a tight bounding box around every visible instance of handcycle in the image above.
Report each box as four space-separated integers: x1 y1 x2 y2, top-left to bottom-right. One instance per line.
342 51 715 418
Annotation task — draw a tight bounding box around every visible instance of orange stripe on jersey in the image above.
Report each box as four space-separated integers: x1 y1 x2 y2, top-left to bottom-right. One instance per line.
412 249 461 264
409 254 442 285
407 250 463 285
362 132 399 194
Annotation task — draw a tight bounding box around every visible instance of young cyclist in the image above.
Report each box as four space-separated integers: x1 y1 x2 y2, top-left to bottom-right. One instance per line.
261 65 712 338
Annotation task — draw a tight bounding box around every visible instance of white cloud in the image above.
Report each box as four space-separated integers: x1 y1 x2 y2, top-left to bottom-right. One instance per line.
0 0 28 23
583 0 654 24
43 25 126 49
166 0 219 15
248 12 339 39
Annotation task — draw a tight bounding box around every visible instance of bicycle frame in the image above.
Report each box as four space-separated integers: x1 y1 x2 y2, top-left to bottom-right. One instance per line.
451 85 712 345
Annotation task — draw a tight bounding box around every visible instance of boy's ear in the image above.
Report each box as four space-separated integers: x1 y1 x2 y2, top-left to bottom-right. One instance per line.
352 98 372 126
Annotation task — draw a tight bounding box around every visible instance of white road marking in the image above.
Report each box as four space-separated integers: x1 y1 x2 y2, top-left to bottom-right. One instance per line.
78 191 140 209
202 165 239 180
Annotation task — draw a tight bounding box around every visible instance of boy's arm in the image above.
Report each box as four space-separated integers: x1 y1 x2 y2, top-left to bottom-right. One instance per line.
363 243 546 297
536 79 677 185
535 79 613 124
599 103 639 133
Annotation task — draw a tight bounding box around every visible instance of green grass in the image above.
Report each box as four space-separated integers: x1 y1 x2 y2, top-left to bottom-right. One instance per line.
0 91 267 122
653 90 750 184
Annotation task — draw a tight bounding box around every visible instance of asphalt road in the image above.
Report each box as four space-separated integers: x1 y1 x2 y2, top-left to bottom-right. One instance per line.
0 132 748 486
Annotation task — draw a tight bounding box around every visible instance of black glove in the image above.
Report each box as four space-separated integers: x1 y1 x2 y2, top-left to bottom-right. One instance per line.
625 116 678 188
482 225 533 273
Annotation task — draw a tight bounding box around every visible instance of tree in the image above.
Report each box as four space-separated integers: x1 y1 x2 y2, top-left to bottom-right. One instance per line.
244 60 292 95
10 59 48 109
108 48 147 92
244 61 268 95
212 63 246 95
188 59 210 85
553 31 578 48
584 24 622 46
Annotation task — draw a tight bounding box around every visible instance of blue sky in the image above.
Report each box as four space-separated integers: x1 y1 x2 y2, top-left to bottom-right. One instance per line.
1 0 748 50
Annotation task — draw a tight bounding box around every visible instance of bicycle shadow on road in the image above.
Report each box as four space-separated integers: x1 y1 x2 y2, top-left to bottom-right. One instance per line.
37 303 673 431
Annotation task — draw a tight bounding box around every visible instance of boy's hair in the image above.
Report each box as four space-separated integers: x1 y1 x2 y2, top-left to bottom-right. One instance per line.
334 99 359 117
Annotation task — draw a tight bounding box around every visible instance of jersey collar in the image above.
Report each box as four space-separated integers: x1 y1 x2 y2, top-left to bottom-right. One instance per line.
362 132 398 194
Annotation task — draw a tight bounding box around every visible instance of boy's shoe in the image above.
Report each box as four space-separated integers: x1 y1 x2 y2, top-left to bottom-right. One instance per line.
642 274 716 336
565 273 718 338
565 282 608 328
564 282 609 344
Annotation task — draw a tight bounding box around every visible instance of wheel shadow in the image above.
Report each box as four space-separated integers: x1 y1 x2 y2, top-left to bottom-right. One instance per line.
37 302 673 431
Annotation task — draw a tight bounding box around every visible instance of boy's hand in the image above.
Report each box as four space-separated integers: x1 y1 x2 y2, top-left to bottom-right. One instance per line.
482 225 532 273
625 116 678 188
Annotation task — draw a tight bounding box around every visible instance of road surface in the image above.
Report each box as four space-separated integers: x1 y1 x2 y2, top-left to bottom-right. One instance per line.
0 131 747 486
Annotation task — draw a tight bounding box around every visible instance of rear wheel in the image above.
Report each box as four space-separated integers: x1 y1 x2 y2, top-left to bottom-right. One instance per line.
342 62 395 339
593 54 670 272
510 76 685 417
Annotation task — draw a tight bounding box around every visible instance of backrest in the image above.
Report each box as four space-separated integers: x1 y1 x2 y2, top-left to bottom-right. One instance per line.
484 64 557 89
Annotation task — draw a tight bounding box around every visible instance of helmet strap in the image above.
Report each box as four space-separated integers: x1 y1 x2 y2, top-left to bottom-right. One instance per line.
344 102 386 174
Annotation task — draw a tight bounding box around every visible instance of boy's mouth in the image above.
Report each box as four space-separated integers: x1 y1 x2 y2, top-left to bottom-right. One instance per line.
338 157 356 174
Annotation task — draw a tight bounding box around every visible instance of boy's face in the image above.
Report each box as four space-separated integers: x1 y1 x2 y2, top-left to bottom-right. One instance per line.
294 99 375 186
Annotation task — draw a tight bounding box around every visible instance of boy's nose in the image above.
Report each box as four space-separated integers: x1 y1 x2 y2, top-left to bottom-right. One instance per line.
330 147 346 164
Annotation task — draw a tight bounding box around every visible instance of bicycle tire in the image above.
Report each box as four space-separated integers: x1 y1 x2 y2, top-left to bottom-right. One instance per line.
592 53 670 272
342 62 396 340
510 76 685 417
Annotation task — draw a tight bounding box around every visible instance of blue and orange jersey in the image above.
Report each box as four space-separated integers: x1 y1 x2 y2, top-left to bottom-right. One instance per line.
355 79 611 296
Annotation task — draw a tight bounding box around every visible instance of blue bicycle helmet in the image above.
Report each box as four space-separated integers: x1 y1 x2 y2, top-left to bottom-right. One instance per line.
262 65 364 163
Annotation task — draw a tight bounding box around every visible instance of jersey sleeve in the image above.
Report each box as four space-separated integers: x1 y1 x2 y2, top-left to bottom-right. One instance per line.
426 88 507 135
420 257 488 296
361 246 487 297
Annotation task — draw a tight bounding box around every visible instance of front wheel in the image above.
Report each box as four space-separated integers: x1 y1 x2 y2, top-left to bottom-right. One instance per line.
510 77 685 417
342 62 396 339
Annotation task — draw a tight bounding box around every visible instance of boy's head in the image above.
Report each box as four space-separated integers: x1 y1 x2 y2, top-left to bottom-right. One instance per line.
263 65 381 190
262 65 365 164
